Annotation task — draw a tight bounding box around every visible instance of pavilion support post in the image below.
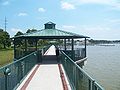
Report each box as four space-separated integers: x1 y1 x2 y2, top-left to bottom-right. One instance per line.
14 39 16 59
64 39 66 51
72 39 74 51
35 39 38 51
25 39 27 55
72 38 74 61
85 38 87 57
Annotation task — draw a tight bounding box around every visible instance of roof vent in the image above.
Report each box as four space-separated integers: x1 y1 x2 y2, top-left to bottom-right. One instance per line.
44 22 56 29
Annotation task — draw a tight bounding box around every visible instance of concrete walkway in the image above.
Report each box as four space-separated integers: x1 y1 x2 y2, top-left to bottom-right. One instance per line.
17 45 64 90
44 45 56 55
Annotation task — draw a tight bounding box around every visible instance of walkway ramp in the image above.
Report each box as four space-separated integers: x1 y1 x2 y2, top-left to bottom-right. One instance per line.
17 45 69 90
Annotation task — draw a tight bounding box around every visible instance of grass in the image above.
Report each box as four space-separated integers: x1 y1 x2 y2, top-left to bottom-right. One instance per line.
0 45 48 67
0 49 14 67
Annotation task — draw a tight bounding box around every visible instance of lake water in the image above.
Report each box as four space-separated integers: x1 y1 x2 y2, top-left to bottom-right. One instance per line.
84 45 120 90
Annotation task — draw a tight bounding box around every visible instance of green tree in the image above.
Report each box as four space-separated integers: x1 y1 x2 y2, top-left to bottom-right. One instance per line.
38 39 49 46
26 29 37 33
26 29 37 46
0 29 4 48
14 31 24 47
0 29 11 49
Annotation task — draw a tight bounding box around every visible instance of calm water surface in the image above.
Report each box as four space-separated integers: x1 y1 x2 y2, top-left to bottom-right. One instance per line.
84 45 120 90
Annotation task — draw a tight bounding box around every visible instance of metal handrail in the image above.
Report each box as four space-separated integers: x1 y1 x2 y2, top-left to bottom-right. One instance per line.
0 51 37 70
60 51 104 90
61 51 93 80
0 50 41 90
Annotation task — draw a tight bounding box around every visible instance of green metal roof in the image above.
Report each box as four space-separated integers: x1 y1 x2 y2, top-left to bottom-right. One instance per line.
14 22 89 39
15 29 89 39
24 29 82 36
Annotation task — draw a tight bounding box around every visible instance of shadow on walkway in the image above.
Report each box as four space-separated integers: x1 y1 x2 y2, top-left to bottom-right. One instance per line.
42 55 59 65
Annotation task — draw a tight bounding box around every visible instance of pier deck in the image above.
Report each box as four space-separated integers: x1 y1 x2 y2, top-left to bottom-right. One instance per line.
17 45 70 90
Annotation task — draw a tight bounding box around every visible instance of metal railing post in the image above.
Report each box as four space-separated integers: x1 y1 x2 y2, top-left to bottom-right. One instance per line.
88 79 91 90
92 80 95 90
5 75 7 90
4 67 11 90
74 66 77 90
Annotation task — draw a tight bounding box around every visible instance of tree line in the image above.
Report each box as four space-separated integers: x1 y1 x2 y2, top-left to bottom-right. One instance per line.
0 28 38 49
88 39 120 44
0 29 11 49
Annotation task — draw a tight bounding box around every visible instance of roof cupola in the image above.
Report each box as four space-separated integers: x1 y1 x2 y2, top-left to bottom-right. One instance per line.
44 22 56 29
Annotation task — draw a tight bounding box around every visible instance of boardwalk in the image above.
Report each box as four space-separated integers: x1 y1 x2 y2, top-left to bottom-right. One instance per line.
17 45 70 90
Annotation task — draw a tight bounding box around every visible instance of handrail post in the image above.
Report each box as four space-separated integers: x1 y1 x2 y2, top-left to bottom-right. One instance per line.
4 67 11 90
74 66 77 90
89 79 92 90
92 80 95 90
5 74 7 90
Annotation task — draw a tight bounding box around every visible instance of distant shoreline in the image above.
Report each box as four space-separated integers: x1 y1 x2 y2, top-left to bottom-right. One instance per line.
86 43 120 46
97 44 115 46
75 43 120 47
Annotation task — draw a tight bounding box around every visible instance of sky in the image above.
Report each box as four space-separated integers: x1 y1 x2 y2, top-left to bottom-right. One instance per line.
0 0 120 40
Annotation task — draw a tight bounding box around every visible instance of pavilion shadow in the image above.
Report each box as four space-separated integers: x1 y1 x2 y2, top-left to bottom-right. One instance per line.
41 55 59 65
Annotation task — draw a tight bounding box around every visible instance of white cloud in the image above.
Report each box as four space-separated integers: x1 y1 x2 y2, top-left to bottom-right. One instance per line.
61 0 120 10
81 25 110 31
79 25 112 39
104 18 120 25
109 19 120 24
79 0 120 9
61 2 75 10
62 25 76 29
11 28 23 33
78 0 114 5
110 3 120 10
2 1 9 5
60 24 119 39
62 25 113 39
18 13 28 16
66 0 115 5
38 8 46 12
